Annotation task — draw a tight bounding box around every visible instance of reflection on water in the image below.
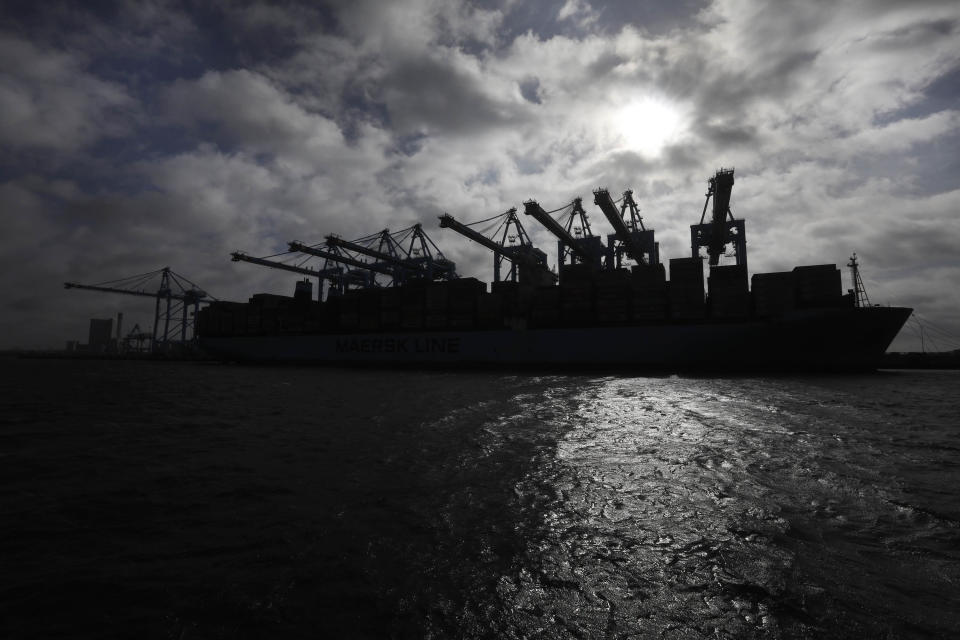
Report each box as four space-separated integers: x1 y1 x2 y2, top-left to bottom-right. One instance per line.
497 374 960 638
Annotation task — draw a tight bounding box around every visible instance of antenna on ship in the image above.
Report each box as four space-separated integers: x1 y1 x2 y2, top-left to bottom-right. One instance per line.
847 253 871 307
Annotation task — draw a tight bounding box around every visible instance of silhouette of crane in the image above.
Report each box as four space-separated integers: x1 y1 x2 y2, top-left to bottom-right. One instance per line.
65 267 215 349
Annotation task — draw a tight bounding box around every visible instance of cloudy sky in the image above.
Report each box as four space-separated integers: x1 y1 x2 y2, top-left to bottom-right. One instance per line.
2 0 958 351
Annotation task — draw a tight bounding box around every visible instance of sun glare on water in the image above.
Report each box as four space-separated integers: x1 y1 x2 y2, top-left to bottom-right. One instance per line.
613 98 686 156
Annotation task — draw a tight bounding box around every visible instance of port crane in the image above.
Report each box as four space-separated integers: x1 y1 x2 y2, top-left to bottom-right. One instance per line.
391 224 458 281
593 189 659 268
231 251 368 299
326 230 412 283
288 241 398 281
439 209 555 285
522 198 606 272
122 323 152 353
65 267 214 348
690 168 746 268
326 226 456 283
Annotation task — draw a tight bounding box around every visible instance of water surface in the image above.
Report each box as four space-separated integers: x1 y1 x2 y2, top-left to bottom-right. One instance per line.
1 360 957 638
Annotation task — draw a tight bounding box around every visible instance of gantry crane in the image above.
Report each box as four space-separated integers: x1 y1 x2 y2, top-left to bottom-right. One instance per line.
65 267 214 348
122 323 152 353
230 252 367 299
439 209 556 285
326 226 457 285
593 189 659 268
392 224 457 280
522 197 606 272
690 168 746 268
327 230 407 279
287 241 397 281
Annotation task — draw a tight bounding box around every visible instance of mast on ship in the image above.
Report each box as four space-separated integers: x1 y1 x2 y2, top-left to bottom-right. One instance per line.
847 253 871 307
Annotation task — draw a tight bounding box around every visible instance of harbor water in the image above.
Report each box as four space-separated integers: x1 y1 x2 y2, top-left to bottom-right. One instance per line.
1 359 958 638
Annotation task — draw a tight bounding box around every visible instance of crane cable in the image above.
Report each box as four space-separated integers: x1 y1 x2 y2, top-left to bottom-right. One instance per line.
90 267 166 288
908 312 960 351
462 208 511 228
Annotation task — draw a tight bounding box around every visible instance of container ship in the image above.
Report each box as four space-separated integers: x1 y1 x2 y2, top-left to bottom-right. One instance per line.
198 169 911 371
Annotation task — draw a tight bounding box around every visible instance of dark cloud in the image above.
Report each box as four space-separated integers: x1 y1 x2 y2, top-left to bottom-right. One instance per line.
376 53 528 136
0 34 135 153
518 77 542 104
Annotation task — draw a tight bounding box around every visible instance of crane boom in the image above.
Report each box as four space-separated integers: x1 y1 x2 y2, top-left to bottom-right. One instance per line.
439 213 508 256
707 169 734 264
64 282 207 301
288 241 395 276
522 200 600 263
325 236 414 271
690 168 745 267
593 189 647 261
439 213 556 282
231 252 344 280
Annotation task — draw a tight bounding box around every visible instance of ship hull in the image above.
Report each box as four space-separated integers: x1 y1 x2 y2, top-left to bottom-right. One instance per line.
199 306 912 371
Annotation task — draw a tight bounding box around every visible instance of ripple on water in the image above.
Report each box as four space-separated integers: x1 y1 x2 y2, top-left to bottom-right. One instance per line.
494 374 960 638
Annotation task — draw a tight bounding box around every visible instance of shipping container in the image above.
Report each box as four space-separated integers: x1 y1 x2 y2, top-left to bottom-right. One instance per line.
425 282 449 313
379 309 401 328
424 314 447 329
358 289 382 313
751 272 796 317
400 303 424 329
708 264 748 290
668 280 705 320
379 287 404 309
669 257 704 284
595 268 632 288
631 263 667 285
560 281 594 311
491 281 534 310
358 313 380 332
338 311 359 330
530 286 560 327
249 293 291 310
793 265 842 307
559 262 597 283
448 313 476 329
477 293 503 328
561 308 595 326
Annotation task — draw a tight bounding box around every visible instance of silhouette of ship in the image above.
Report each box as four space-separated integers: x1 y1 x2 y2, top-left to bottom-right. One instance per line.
199 169 911 371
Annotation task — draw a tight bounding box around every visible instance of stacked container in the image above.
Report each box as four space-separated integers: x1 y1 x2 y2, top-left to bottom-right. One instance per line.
447 278 486 329
477 291 503 328
400 283 426 330
357 289 381 331
379 286 403 330
559 264 594 326
668 257 705 320
530 286 560 327
338 291 360 331
424 282 449 329
751 272 796 318
492 281 533 318
559 263 596 283
631 263 667 322
594 269 631 324
793 265 842 308
708 264 749 319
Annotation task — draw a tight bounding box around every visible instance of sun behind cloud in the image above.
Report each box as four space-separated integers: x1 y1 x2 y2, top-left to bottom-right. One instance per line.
611 96 688 156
